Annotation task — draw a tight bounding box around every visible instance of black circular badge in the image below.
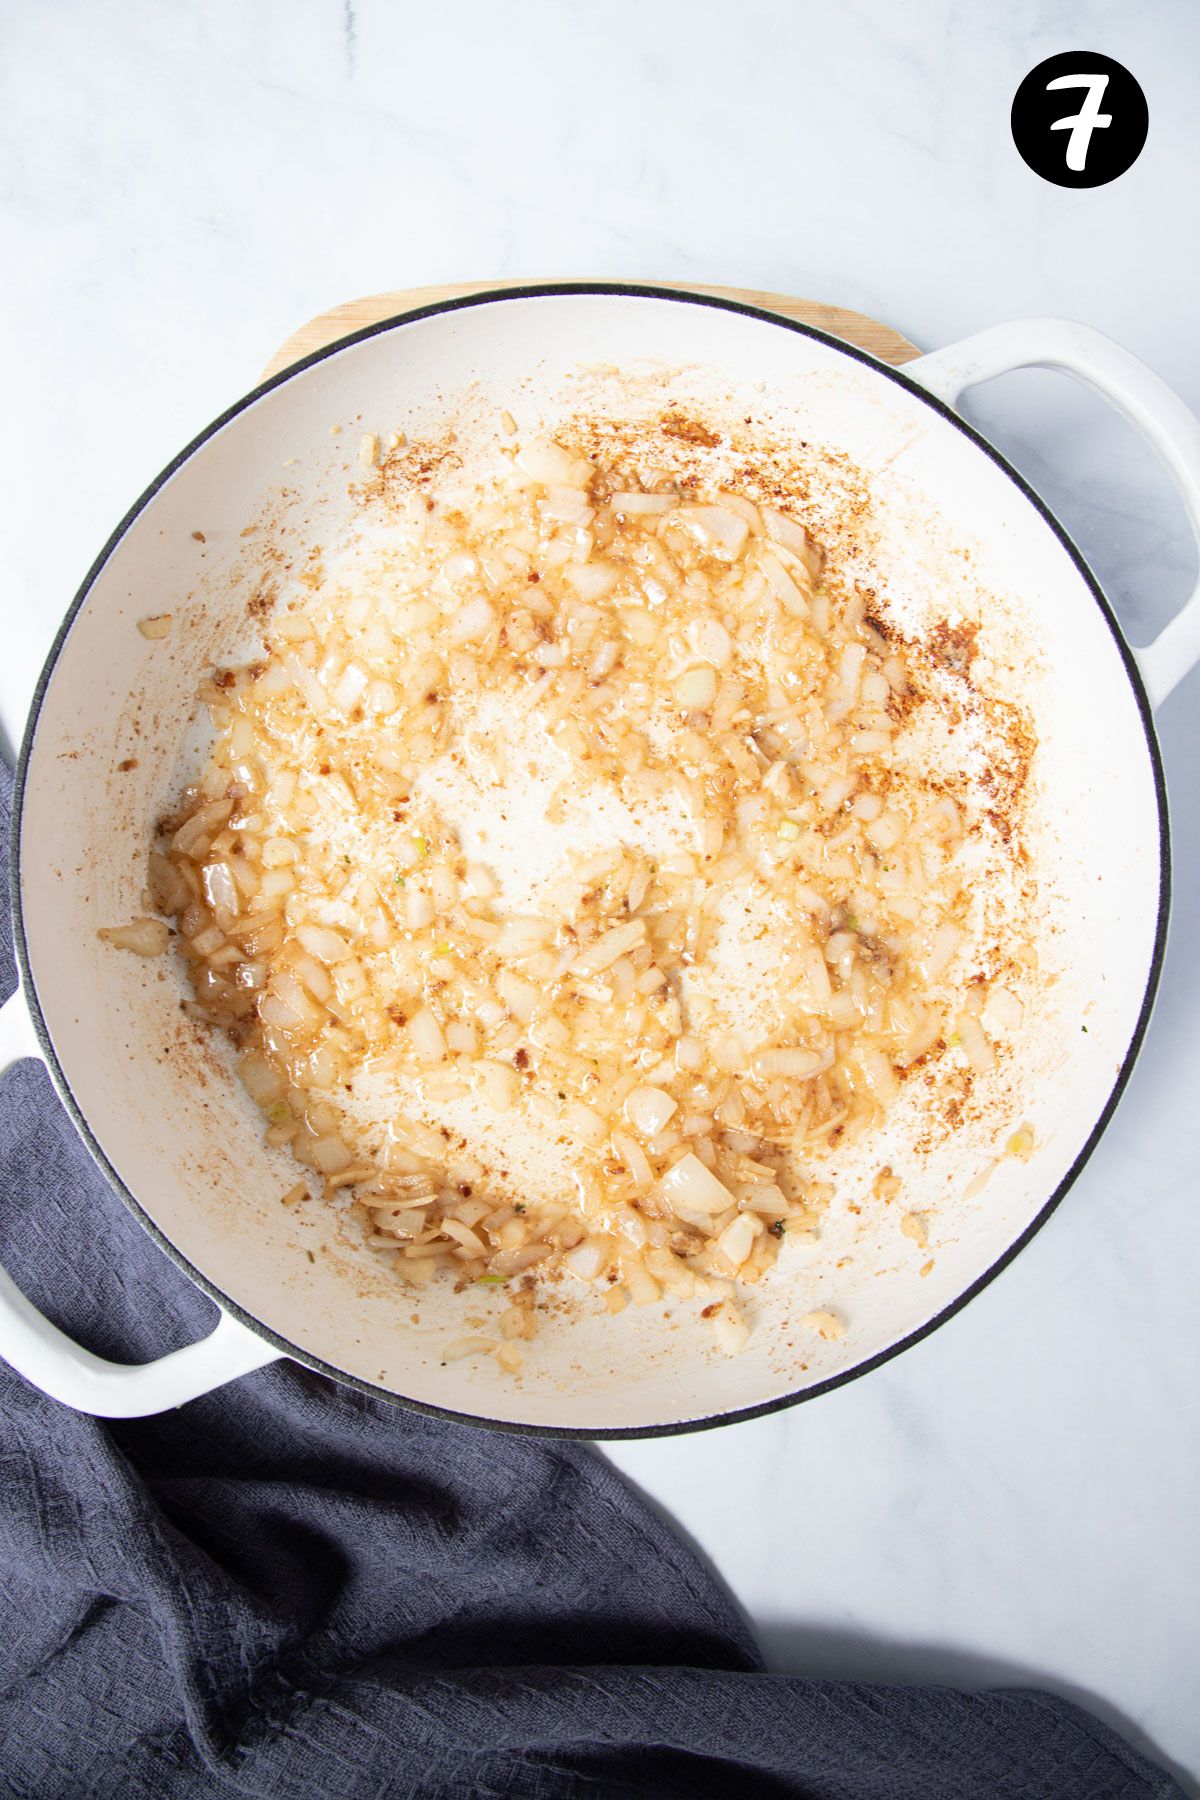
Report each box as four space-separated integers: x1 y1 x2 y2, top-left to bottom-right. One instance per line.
1011 52 1147 188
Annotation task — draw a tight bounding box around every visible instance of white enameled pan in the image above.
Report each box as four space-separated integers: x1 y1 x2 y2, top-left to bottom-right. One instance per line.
2 286 1198 1434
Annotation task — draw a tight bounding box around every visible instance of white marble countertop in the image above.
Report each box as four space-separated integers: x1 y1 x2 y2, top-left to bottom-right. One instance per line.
2 0 1198 1787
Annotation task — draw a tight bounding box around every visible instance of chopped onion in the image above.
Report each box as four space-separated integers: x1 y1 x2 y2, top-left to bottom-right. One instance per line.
440 1218 487 1257
687 615 733 666
465 862 499 900
449 595 495 643
620 1252 661 1307
100 916 170 957
563 1101 608 1145
761 507 818 572
497 969 538 1023
922 923 964 982
677 505 749 559
310 1134 353 1174
238 1052 285 1107
364 679 398 715
331 663 369 711
819 774 854 814
610 491 676 515
799 1309 846 1341
624 1085 677 1138
201 861 240 918
792 941 832 1009
477 1059 520 1111
716 1213 757 1271
759 550 809 617
1007 1123 1035 1159
538 486 593 526
441 1335 497 1361
489 1244 552 1277
611 1130 653 1189
751 1047 822 1079
982 985 1024 1034
291 952 332 1004
659 1152 737 1217
495 915 553 954
710 1299 751 1355
564 1238 607 1281
406 889 435 931
955 1012 996 1075
741 1183 788 1215
572 921 646 976
674 665 718 709
867 813 906 853
259 972 322 1032
283 652 329 715
565 561 619 600
408 1006 447 1063
172 799 231 858
851 730 892 756
515 439 579 484
715 491 761 531
296 923 350 964
371 1205 430 1239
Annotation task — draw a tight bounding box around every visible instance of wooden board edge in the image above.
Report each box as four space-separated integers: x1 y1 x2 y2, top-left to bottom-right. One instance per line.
262 281 920 380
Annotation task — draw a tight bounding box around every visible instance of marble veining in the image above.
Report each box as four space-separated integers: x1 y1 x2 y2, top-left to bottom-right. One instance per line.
1 0 1198 1788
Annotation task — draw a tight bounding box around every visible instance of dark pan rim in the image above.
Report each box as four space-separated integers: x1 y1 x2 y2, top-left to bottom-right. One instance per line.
8 281 1171 1439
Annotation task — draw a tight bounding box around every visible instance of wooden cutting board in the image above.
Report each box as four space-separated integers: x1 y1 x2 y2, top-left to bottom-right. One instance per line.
264 282 920 379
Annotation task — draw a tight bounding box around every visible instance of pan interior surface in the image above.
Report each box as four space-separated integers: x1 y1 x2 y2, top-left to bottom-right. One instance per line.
15 292 1164 1432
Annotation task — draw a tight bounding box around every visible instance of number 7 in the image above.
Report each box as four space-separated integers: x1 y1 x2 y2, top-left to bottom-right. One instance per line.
1046 73 1112 171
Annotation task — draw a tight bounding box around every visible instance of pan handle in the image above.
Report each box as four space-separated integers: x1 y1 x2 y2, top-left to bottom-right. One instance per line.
907 317 1200 710
0 984 284 1416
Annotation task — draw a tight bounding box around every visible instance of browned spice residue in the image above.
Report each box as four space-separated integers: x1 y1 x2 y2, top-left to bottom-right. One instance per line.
661 412 722 448
927 618 979 679
246 581 276 622
370 433 464 505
